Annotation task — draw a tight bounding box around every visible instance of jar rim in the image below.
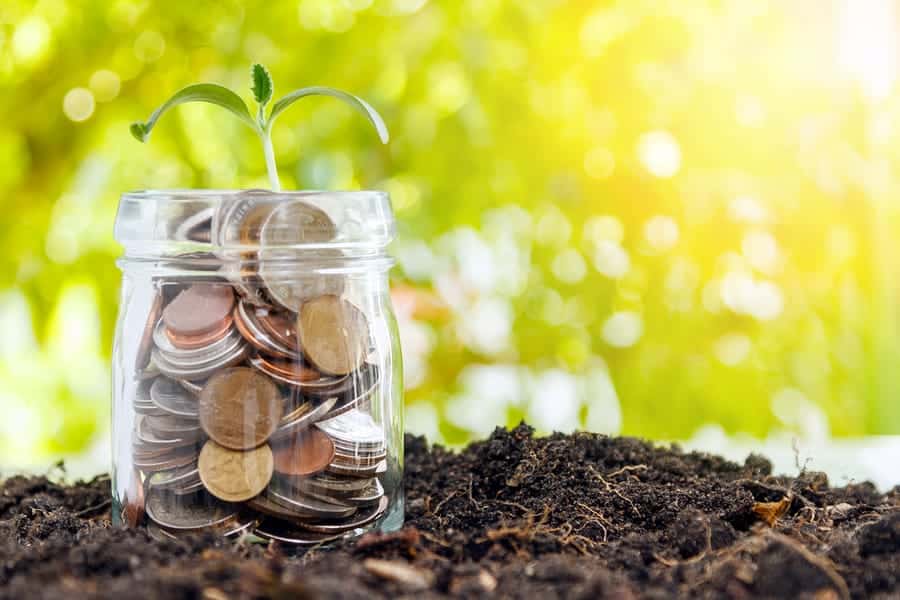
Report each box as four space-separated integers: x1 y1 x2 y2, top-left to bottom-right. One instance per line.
114 188 395 255
121 189 389 201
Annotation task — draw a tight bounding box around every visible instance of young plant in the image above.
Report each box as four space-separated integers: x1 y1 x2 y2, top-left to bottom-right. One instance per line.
130 64 389 191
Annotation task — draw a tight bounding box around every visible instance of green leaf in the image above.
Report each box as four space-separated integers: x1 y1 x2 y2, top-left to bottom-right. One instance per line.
268 86 390 143
130 83 257 143
251 64 273 108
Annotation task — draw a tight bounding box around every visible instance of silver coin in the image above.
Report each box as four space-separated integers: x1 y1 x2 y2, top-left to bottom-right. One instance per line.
144 414 202 437
257 200 341 311
145 489 237 530
333 450 387 466
253 519 346 546
147 464 200 491
270 397 337 441
134 449 198 472
344 479 385 506
327 459 387 478
136 417 201 447
317 409 385 446
134 401 170 417
212 190 277 250
237 301 301 359
152 319 244 365
265 486 357 519
247 494 319 520
178 378 205 395
152 342 248 380
171 480 206 496
296 496 388 534
150 377 199 418
297 473 375 496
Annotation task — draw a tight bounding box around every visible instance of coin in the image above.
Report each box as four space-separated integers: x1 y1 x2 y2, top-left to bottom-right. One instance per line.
297 496 388 534
263 485 356 519
136 290 163 371
298 295 369 376
234 301 301 359
144 414 201 437
253 519 346 546
250 355 320 383
121 468 145 527
147 464 201 491
317 409 385 446
199 367 283 450
256 309 299 350
152 341 248 381
327 459 387 478
145 488 236 530
134 449 199 473
150 377 199 418
162 284 235 337
271 397 337 441
344 479 385 506
258 199 336 246
246 494 318 520
213 190 277 249
178 379 205 395
153 318 244 363
165 314 234 350
271 428 335 477
198 440 274 502
296 473 374 496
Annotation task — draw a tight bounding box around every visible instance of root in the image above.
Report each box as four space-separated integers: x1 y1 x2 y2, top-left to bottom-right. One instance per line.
479 505 597 556
589 465 641 517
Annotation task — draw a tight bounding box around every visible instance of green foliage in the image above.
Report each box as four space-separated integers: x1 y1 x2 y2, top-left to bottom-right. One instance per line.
251 64 273 109
1 0 899 466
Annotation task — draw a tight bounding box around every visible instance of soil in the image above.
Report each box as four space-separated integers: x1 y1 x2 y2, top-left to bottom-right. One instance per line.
2 423 898 599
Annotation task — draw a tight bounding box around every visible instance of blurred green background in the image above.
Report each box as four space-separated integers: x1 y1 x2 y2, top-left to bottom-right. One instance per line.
2 0 900 471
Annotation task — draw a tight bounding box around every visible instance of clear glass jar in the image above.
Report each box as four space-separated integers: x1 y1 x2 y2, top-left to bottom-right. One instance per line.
111 190 403 545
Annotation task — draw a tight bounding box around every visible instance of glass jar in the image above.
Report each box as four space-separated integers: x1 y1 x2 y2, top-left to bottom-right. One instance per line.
111 190 403 545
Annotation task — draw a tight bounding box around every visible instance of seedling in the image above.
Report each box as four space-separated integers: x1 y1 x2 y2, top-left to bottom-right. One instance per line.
130 64 389 191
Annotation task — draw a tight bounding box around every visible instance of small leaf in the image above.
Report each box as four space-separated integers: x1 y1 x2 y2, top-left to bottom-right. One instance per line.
129 122 148 142
268 86 389 143
251 64 274 107
131 83 258 142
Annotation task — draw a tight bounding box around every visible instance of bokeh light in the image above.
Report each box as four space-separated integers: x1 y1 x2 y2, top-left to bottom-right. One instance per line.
1 0 900 474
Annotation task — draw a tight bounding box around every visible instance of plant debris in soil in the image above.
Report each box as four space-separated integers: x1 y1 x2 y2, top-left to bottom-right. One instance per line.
1 423 898 599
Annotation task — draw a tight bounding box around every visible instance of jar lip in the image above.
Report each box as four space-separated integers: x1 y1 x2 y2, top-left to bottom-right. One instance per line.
122 189 388 201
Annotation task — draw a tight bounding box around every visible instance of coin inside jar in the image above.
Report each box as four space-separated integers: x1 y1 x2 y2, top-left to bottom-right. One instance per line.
271 428 335 477
163 284 236 337
298 295 370 376
198 367 283 450
198 440 274 502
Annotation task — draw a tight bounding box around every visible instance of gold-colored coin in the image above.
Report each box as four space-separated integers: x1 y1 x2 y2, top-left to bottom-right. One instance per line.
198 440 274 502
198 367 283 450
298 295 369 376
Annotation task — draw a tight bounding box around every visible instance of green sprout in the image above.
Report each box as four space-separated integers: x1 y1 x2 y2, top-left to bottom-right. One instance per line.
130 64 389 191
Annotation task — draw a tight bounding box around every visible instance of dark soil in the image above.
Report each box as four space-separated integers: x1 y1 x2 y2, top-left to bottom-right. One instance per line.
2 423 898 599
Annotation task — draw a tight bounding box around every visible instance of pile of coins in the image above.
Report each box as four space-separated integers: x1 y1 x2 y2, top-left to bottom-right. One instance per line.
123 193 390 545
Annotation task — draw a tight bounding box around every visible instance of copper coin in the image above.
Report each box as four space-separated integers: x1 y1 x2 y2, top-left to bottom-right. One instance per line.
121 468 145 528
233 302 300 359
298 296 369 376
198 440 274 502
136 290 164 371
271 428 335 477
251 355 320 382
256 309 299 350
165 314 234 350
162 284 235 337
198 367 283 450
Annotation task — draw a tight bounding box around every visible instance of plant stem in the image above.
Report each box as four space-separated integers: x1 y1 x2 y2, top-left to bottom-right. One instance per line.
260 130 281 191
